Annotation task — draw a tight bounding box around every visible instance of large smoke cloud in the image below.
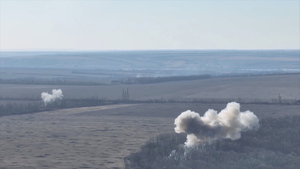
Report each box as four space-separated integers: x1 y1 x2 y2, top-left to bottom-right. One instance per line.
174 102 259 147
41 89 63 105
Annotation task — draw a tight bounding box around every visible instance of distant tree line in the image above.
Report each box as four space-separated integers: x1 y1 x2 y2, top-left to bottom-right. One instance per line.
1 95 299 117
1 95 299 105
113 74 211 84
0 78 108 86
125 115 300 169
2 73 299 86
0 102 41 116
0 98 119 117
138 97 300 105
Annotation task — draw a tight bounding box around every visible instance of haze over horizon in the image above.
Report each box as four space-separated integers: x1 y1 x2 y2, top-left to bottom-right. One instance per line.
0 1 299 51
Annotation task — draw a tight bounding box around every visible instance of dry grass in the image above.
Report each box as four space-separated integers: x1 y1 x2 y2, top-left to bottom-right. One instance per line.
0 104 174 169
0 103 299 169
0 74 299 168
1 74 299 102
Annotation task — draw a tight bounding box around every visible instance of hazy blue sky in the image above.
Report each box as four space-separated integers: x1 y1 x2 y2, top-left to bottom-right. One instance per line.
0 0 299 51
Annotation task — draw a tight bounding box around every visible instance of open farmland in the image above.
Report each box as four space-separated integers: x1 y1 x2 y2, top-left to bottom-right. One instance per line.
0 74 299 168
1 1 299 168
0 103 299 169
1 51 298 73
1 74 299 103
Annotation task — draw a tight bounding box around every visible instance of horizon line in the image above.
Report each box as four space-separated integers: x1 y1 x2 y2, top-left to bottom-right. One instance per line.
1 49 300 52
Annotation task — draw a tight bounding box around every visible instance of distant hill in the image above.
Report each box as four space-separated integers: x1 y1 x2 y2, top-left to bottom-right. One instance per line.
0 50 299 76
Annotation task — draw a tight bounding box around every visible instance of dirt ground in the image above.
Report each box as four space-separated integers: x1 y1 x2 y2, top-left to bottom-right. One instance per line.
0 103 299 169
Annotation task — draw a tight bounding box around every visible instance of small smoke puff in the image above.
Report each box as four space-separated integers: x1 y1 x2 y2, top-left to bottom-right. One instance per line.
174 102 259 147
41 89 63 105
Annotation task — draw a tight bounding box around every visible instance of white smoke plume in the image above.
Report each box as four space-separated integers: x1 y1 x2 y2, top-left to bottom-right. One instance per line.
174 102 259 147
41 89 63 105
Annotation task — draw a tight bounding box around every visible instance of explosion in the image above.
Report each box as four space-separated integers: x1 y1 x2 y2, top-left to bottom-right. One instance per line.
41 89 63 106
174 102 259 147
